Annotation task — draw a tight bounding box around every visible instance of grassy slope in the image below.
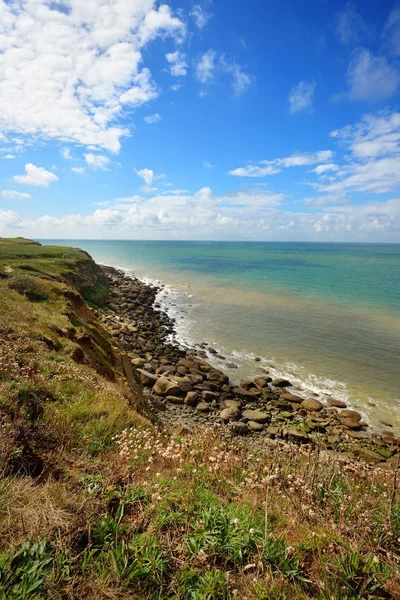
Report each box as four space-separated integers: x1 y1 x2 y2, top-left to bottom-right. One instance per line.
0 239 399 599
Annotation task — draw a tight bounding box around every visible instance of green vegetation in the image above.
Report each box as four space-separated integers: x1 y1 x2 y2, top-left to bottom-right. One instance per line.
0 238 399 598
0 237 108 305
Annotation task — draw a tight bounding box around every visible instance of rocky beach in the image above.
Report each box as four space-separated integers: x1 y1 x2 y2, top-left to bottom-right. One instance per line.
100 265 400 467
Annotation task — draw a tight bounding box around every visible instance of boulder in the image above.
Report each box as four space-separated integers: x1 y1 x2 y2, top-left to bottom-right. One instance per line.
340 417 362 430
281 392 303 403
224 399 241 409
232 386 262 399
202 390 219 402
341 409 362 421
355 448 385 464
301 398 324 412
230 422 249 435
265 426 280 438
135 369 158 387
166 395 185 405
184 391 199 407
242 409 270 424
248 421 264 431
196 401 210 413
284 428 310 444
271 378 292 388
327 398 347 408
254 377 270 388
220 407 240 422
226 362 238 369
153 377 182 397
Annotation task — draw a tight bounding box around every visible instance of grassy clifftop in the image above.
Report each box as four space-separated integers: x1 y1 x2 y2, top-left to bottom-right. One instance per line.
0 239 399 599
0 238 109 305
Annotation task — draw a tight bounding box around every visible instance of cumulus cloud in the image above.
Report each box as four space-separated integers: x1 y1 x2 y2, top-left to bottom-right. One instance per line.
135 168 154 185
13 163 58 186
2 154 16 160
190 4 212 29
0 190 31 200
0 0 185 153
288 80 316 114
229 151 333 177
72 167 85 174
165 51 187 77
3 189 400 242
84 153 110 170
144 113 162 124
345 48 400 102
61 148 72 160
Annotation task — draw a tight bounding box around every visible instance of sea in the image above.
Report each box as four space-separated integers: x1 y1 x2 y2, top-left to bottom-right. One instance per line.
41 240 400 433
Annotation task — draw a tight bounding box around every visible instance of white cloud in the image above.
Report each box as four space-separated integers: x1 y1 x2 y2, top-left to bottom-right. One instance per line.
2 154 16 160
171 83 182 92
330 111 400 159
288 80 316 114
84 153 110 170
229 151 333 177
228 64 253 95
13 163 58 186
61 148 72 160
196 51 253 95
203 161 214 168
190 5 212 29
144 113 162 124
72 167 85 174
3 189 400 242
0 190 31 200
165 51 187 77
336 1 374 45
196 50 216 84
383 6 400 56
0 1 185 153
0 210 23 229
345 48 399 102
311 163 339 175
135 168 154 185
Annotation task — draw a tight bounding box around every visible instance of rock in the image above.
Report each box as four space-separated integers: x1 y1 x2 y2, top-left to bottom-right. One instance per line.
226 362 238 369
256 367 269 374
341 409 362 421
232 386 262 399
184 391 199 407
224 399 241 409
341 418 362 430
242 409 270 424
301 398 323 412
271 378 292 388
240 379 257 390
265 426 280 438
284 428 310 444
254 377 270 388
202 390 219 403
153 377 182 397
169 375 193 393
345 429 366 439
255 357 261 362
320 450 351 464
281 392 303 403
71 346 84 363
230 422 249 435
327 398 347 408
355 448 385 464
220 407 240 422
166 395 185 405
196 401 210 413
248 421 263 431
135 369 158 387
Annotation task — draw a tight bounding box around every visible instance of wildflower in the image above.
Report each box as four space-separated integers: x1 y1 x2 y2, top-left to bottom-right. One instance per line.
249 528 255 534
232 518 239 525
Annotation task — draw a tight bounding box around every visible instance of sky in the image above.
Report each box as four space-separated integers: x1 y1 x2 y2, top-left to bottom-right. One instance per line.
1 0 400 241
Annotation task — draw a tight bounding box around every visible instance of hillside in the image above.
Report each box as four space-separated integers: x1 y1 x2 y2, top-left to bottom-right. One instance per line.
0 238 399 599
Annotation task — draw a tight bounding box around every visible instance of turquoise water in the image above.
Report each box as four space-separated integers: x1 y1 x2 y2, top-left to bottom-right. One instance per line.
41 240 400 432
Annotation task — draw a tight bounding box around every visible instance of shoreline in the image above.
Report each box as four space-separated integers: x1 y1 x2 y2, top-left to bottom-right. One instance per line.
99 264 400 466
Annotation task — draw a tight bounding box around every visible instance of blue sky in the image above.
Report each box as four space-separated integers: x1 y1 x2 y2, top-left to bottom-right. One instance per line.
1 0 400 241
